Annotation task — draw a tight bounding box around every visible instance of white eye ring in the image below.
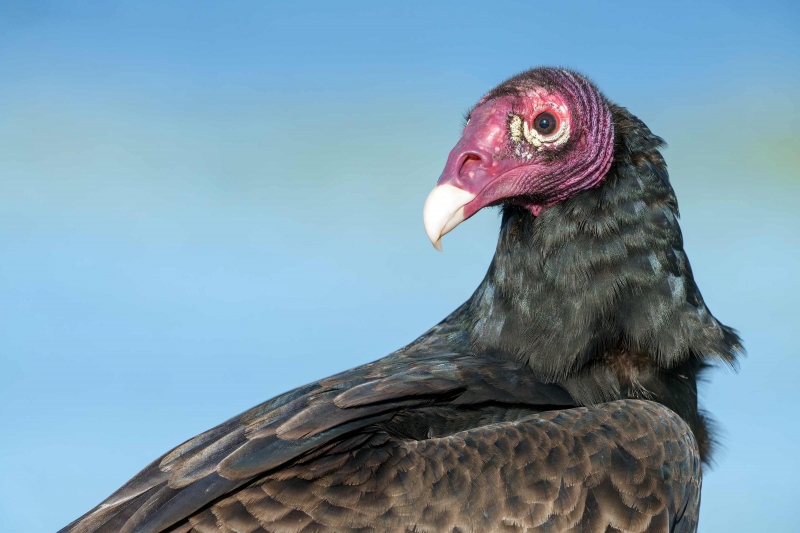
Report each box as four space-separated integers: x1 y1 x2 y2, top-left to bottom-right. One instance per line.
509 107 570 150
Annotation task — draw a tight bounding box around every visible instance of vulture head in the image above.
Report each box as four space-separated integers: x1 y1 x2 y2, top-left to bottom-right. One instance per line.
424 68 614 249
424 67 742 459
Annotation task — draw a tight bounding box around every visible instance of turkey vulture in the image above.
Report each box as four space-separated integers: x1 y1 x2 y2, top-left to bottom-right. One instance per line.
59 68 740 533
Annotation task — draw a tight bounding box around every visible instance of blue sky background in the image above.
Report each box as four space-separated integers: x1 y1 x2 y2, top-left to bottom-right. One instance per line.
1 1 798 531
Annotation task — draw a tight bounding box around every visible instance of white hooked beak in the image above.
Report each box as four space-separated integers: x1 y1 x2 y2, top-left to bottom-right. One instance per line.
422 184 476 251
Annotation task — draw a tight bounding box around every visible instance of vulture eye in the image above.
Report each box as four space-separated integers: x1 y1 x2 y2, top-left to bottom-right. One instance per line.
533 112 557 135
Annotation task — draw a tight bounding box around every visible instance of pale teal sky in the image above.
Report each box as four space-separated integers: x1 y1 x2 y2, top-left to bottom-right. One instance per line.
1 2 798 532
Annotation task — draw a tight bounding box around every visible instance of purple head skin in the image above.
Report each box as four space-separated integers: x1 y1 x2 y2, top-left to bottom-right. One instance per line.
423 68 615 250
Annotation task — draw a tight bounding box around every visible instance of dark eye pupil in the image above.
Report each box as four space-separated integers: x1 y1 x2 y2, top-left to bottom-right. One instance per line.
533 112 557 135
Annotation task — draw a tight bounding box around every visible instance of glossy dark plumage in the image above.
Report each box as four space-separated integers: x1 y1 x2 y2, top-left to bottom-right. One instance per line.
59 69 740 533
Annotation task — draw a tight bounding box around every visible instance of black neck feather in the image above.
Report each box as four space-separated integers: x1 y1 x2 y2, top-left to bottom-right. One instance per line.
446 104 741 461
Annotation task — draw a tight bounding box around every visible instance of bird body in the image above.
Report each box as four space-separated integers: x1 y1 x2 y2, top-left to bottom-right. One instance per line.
61 337 701 533
59 68 739 533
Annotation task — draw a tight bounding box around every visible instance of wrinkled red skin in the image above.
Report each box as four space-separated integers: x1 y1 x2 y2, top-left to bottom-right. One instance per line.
437 72 614 219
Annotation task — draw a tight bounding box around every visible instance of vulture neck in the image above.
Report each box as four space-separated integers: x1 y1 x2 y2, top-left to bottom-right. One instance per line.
459 106 740 408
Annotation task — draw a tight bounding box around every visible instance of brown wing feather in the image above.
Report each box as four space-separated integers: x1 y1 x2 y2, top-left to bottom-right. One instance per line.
178 400 700 533
58 350 575 533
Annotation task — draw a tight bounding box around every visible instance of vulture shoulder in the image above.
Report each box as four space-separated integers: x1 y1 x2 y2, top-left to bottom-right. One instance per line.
61 329 701 533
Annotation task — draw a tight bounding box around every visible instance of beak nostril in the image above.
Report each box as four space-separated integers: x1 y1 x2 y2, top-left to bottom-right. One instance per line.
458 153 486 179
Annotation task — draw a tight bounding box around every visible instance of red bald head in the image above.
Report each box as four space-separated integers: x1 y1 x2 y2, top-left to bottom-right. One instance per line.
424 68 615 250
